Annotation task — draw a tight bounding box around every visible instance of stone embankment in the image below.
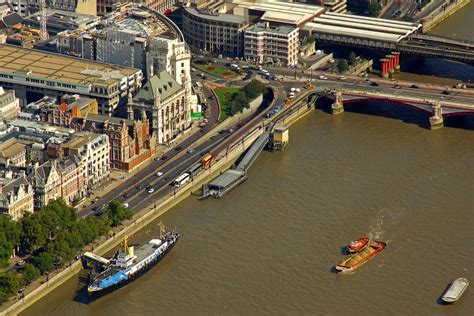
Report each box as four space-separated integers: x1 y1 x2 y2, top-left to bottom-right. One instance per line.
421 0 471 33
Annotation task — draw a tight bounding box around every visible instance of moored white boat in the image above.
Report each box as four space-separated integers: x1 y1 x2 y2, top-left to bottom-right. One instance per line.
441 277 469 304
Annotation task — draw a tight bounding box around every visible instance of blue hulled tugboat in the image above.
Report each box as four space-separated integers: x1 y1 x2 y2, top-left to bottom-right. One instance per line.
86 223 179 300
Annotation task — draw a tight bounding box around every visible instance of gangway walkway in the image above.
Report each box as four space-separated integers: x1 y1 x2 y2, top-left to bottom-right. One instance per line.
235 132 270 172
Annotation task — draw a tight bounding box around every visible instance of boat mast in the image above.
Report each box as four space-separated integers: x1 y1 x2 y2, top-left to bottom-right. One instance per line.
158 222 165 238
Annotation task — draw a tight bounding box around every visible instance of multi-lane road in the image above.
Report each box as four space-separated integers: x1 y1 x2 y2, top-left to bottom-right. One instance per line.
81 59 473 218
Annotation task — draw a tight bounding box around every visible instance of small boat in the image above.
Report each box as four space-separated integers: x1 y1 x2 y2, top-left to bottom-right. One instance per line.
336 241 386 273
441 277 469 304
348 237 369 253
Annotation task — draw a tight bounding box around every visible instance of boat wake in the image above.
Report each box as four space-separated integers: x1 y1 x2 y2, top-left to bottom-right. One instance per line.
368 213 384 241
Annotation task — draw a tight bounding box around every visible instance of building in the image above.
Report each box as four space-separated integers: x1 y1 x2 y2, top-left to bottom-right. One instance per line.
61 133 109 188
0 44 143 114
96 0 123 16
135 0 178 13
0 86 20 121
24 10 99 36
46 95 98 127
244 22 299 66
182 0 324 58
182 7 249 57
29 160 61 209
0 175 34 220
131 71 191 144
56 155 85 205
6 0 97 17
55 5 198 114
0 138 26 167
2 24 42 48
69 113 157 171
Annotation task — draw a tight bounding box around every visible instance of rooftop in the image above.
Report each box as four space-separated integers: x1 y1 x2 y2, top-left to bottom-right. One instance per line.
0 44 141 87
63 133 103 149
305 12 421 43
0 138 25 158
246 22 297 35
134 70 182 104
184 7 247 25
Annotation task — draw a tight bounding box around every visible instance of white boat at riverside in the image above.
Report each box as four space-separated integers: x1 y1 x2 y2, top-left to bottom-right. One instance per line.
441 277 469 304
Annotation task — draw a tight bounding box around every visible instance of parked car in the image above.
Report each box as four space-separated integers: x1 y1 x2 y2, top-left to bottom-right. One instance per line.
161 155 168 160
394 84 401 89
147 188 155 194
318 75 328 80
137 185 143 190
187 148 195 154
175 146 182 151
123 193 130 198
371 82 379 86
442 90 450 95
411 84 419 89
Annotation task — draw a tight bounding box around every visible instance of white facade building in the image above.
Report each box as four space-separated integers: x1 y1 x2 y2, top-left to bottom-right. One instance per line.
244 22 299 66
63 133 110 188
0 87 20 121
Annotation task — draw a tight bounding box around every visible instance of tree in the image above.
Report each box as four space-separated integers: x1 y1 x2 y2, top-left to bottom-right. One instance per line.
337 59 349 73
0 216 20 268
368 1 381 17
105 200 133 227
242 79 265 100
234 91 248 112
348 52 357 65
22 264 40 284
34 251 55 274
0 272 19 304
19 213 48 254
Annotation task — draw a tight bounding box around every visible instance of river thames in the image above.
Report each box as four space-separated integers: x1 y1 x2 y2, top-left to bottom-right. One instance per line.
22 4 474 316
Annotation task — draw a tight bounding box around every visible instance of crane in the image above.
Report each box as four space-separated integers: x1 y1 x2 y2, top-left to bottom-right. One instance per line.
40 0 49 40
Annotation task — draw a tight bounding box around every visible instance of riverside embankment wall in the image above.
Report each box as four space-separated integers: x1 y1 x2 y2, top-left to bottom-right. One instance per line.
2 88 309 316
421 0 471 33
1 126 264 316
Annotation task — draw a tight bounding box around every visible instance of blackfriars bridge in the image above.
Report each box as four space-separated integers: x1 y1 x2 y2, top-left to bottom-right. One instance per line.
325 89 474 130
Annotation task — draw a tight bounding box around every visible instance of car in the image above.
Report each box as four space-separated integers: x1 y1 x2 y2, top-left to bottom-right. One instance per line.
187 148 195 154
218 130 225 134
228 128 234 133
338 76 347 81
16 260 26 267
123 203 129 208
161 155 168 160
318 75 328 80
153 157 160 161
442 90 450 95
155 171 164 177
191 67 196 72
147 188 154 194
225 63 231 67
411 84 419 89
123 193 130 198
238 121 246 127
137 185 143 190
175 146 182 151
371 82 379 86
394 85 401 89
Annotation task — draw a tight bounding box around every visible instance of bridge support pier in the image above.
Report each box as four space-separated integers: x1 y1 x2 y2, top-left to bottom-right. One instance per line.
429 101 443 130
331 90 344 115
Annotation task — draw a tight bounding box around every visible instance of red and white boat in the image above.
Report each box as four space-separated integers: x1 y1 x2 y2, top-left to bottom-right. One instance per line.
336 241 386 273
348 237 369 253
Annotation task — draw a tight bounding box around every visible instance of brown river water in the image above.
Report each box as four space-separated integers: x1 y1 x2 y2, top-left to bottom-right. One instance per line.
22 5 474 316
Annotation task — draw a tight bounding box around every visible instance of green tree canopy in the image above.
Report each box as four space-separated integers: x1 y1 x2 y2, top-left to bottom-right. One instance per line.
105 200 133 227
337 59 349 73
0 216 20 268
368 1 381 17
34 251 55 274
22 264 40 284
348 52 357 65
242 79 265 100
0 272 19 304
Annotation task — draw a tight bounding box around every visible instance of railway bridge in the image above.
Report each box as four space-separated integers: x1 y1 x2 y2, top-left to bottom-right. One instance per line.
302 12 474 64
325 89 474 130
